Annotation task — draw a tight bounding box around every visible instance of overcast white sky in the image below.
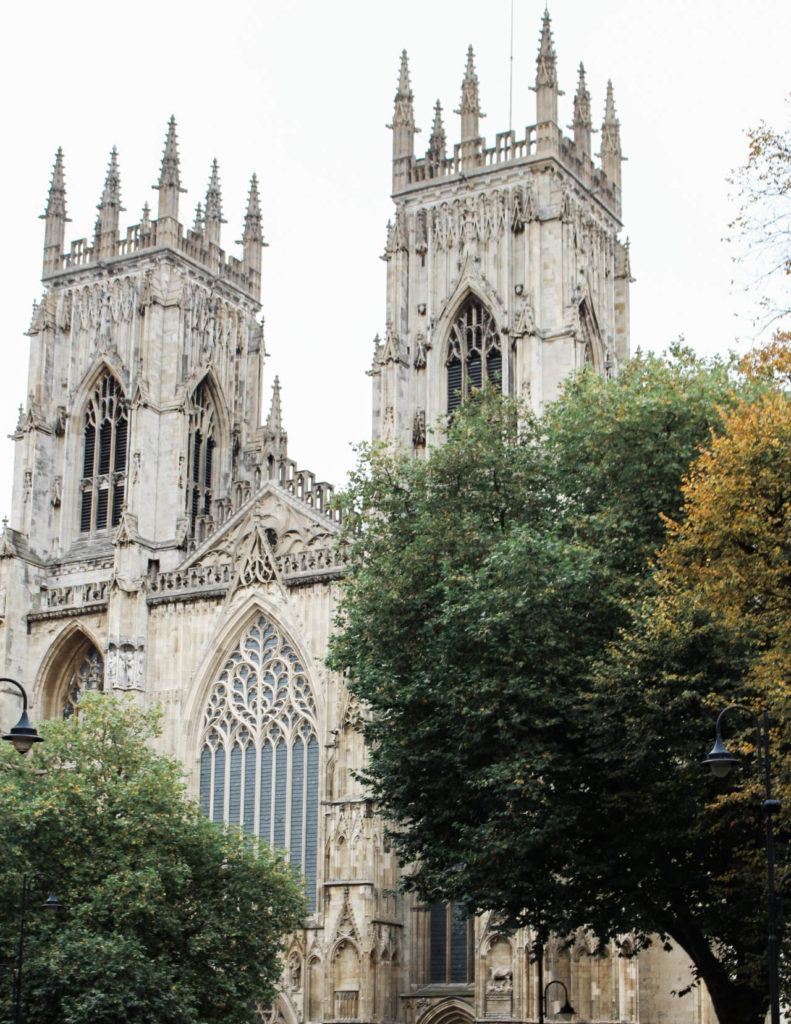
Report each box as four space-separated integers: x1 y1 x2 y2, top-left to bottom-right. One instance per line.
0 0 788 513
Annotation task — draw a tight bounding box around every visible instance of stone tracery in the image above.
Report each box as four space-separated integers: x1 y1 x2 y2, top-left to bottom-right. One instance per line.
199 613 320 911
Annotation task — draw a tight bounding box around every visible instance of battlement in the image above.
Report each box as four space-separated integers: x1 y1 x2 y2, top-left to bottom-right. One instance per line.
48 216 260 298
391 12 623 218
402 126 620 216
40 121 265 302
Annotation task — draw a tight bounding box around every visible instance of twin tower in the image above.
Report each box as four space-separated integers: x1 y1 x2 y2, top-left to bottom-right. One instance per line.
374 8 631 451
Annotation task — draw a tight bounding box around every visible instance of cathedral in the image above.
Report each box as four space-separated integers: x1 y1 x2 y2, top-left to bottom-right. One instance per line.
0 11 714 1024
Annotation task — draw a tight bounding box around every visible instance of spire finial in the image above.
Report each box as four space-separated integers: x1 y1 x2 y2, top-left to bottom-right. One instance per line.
42 148 68 222
572 62 592 157
599 80 623 188
154 116 185 223
241 173 265 298
534 8 560 131
193 202 205 234
457 44 484 156
41 148 69 272
95 147 124 258
536 8 557 88
457 44 484 121
604 79 619 126
98 147 123 211
242 173 265 245
390 50 417 188
266 375 283 435
204 158 225 246
391 50 416 132
205 159 224 221
397 49 411 97
427 99 447 167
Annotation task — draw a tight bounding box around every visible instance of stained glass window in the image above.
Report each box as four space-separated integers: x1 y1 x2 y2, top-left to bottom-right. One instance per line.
429 902 474 984
63 645 104 718
199 615 320 912
446 297 501 413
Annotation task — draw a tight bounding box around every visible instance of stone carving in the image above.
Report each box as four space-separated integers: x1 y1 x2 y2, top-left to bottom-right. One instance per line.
394 205 409 252
415 208 428 255
54 406 67 436
413 334 430 369
50 477 62 508
287 952 303 992
513 296 536 338
333 888 362 946
235 514 279 589
487 965 513 993
412 409 426 448
106 639 145 691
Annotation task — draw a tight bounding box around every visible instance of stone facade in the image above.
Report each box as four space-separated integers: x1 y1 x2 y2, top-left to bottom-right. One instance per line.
1 12 713 1024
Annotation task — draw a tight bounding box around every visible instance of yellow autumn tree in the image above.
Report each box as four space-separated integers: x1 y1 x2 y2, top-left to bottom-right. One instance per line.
657 333 791 713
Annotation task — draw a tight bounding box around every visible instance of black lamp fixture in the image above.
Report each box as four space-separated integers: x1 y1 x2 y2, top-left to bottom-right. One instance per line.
702 728 740 778
1 677 43 755
703 704 781 1024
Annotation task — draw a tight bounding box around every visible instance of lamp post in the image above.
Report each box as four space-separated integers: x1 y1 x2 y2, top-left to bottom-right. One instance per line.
702 705 781 1024
12 876 62 1024
1 678 43 754
535 938 576 1024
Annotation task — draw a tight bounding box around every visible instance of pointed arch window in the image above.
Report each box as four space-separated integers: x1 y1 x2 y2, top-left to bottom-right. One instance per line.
199 614 320 912
186 379 217 538
80 373 128 532
429 902 474 983
62 644 104 718
446 297 501 414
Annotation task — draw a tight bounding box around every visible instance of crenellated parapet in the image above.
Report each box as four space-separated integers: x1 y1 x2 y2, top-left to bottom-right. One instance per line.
390 10 624 220
40 119 265 302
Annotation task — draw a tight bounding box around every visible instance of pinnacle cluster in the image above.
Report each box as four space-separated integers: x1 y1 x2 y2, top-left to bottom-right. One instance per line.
40 117 265 297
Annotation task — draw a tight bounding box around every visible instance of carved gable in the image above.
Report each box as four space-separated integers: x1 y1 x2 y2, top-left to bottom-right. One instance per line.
178 481 340 577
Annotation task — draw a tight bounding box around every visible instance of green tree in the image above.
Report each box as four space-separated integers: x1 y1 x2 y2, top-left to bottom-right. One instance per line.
329 348 784 1024
0 694 305 1024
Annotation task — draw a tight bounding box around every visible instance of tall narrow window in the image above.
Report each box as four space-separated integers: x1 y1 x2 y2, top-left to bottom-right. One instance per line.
199 614 320 913
62 644 104 717
429 903 474 984
186 380 217 538
446 297 501 414
80 374 128 532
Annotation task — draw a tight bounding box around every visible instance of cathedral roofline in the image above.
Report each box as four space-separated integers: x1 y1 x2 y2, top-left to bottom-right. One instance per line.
392 150 623 227
40 244 263 309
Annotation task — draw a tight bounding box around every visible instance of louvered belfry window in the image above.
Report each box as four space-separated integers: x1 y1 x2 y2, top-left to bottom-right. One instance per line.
199 615 320 913
446 297 502 414
186 380 216 537
80 374 128 533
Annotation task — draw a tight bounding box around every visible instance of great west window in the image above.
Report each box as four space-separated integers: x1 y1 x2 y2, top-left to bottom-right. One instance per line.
198 615 319 912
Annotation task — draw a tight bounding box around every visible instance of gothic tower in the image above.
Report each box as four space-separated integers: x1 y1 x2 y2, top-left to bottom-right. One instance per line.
372 13 632 451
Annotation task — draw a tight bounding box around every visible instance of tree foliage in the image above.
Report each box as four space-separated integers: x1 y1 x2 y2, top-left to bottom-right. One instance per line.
0 695 305 1024
329 347 787 1024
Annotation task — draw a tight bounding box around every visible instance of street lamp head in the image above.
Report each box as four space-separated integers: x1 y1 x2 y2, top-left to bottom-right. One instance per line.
702 732 740 778
558 998 576 1018
43 894 62 912
2 709 44 755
